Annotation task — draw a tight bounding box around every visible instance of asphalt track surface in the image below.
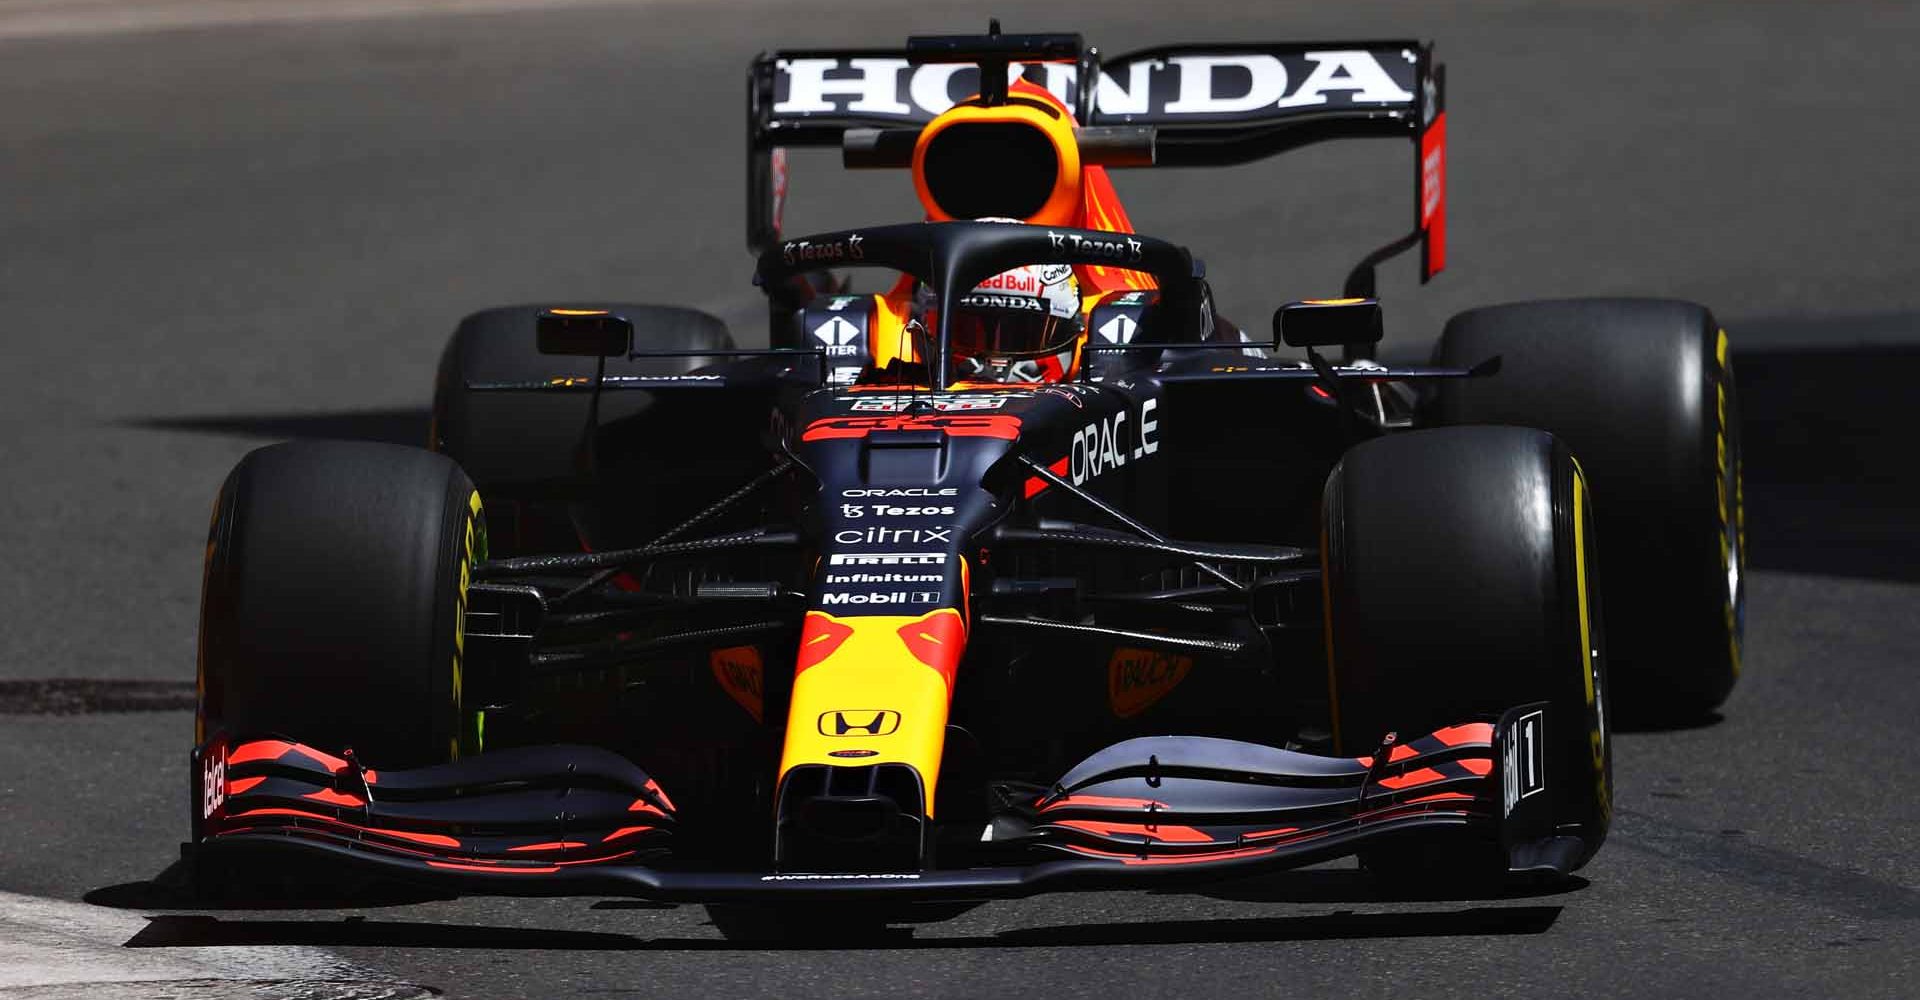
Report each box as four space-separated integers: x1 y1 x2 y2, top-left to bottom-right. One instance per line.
2 1 1918 996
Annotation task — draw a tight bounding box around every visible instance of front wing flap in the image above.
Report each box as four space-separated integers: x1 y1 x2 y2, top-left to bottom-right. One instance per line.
190 705 1567 902
192 736 676 875
1009 721 1501 866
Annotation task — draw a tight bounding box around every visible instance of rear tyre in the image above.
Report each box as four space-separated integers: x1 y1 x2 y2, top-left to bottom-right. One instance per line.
1432 298 1742 720
1323 426 1611 881
198 440 483 768
431 303 732 556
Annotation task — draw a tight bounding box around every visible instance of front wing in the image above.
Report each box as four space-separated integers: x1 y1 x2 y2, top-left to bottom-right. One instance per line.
188 704 1574 901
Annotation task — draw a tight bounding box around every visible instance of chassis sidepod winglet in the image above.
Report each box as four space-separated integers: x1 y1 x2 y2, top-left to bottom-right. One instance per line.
187 707 1572 902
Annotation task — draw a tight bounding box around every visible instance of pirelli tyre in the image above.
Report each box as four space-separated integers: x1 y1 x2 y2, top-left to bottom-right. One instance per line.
197 441 483 769
1323 426 1611 880
431 303 734 555
1431 299 1743 720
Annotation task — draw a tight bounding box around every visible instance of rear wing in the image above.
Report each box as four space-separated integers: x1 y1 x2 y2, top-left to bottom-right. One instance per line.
746 32 1447 293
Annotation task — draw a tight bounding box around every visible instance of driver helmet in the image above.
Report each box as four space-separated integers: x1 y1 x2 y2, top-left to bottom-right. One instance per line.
922 263 1084 383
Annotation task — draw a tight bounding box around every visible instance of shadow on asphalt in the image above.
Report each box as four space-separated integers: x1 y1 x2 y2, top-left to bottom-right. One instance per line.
1613 710 1724 735
87 861 452 912
1734 341 1920 584
120 904 1562 952
1182 868 1589 905
122 408 431 447
94 861 1577 946
95 861 1574 947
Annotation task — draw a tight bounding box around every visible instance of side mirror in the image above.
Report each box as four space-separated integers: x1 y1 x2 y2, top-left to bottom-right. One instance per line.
1274 298 1384 349
536 309 633 357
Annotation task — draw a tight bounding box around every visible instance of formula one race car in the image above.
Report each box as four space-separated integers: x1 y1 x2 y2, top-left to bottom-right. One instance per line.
188 28 1745 933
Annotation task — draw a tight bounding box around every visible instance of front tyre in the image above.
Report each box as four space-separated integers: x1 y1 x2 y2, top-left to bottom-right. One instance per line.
197 441 483 767
1323 426 1611 881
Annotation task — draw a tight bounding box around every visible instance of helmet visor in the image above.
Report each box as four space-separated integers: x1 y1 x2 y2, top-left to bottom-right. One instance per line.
948 303 1078 361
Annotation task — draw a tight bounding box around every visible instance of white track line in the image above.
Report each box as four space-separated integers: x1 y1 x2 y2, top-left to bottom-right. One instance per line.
0 0 684 41
0 890 414 997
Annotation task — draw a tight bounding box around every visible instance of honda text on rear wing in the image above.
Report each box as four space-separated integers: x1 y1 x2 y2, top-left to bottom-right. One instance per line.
747 29 1447 296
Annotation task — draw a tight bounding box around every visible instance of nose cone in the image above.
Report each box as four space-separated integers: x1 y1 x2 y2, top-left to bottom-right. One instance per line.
775 401 1018 868
775 608 968 869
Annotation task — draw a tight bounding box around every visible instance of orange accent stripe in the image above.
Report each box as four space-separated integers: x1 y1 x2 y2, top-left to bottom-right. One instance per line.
1376 767 1445 790
602 826 655 842
1404 792 1476 804
300 788 365 807
225 809 456 849
219 809 645 863
225 807 333 821
226 776 266 795
507 841 586 852
794 613 856 674
1073 164 1158 295
1458 758 1493 776
289 744 351 772
428 861 560 874
1053 819 1217 843
1038 794 1170 814
225 740 294 766
1024 456 1070 498
1427 723 1495 746
370 828 461 848
958 555 972 626
895 608 968 694
643 779 676 813
803 414 1022 442
1066 843 1280 866
557 850 636 866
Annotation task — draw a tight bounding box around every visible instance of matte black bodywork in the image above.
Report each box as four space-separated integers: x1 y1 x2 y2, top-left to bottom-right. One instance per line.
187 33 1610 902
190 220 1594 899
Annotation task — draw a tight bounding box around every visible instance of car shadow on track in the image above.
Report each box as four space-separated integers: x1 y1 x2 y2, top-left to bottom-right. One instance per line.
118 903 1564 953
1734 339 1920 585
121 408 431 446
1615 710 1724 735
87 862 454 913
95 857 1576 950
1179 868 1589 905
1598 337 1920 735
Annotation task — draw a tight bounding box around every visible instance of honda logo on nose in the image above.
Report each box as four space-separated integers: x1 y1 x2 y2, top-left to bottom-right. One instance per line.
818 710 901 736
